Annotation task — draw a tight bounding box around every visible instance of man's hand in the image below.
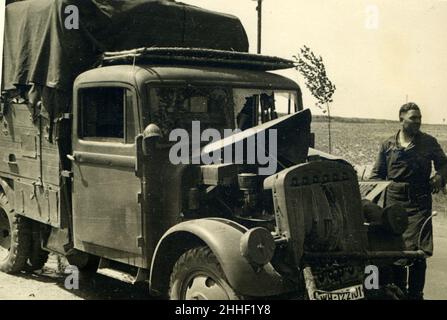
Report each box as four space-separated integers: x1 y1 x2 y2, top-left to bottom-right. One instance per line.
430 174 445 194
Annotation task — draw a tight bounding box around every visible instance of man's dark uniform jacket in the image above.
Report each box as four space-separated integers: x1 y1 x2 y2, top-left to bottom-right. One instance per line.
370 131 447 255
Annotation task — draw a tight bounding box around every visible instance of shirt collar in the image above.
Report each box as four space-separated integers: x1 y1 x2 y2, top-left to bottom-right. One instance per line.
395 130 420 150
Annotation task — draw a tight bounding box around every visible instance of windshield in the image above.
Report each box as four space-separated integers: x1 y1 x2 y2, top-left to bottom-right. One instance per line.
233 89 298 130
146 86 298 138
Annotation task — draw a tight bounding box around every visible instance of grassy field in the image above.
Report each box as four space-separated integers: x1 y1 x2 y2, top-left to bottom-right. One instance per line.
311 118 447 216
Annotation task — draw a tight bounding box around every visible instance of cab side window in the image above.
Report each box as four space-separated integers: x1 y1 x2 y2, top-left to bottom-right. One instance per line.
79 87 135 143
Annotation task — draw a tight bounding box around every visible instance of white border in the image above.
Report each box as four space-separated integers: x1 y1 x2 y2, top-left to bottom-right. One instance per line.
0 0 5 90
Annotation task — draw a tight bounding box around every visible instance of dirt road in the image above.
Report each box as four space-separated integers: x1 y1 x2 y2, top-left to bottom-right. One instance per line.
0 256 153 300
425 219 447 299
1 221 446 300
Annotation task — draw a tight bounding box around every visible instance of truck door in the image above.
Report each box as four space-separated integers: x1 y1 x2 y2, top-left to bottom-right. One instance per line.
71 84 143 263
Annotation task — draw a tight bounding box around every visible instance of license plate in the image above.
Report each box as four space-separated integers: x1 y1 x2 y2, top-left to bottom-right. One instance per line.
308 284 365 300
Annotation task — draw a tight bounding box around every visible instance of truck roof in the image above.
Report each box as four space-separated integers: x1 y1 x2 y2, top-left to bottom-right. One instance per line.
101 48 295 72
75 65 301 91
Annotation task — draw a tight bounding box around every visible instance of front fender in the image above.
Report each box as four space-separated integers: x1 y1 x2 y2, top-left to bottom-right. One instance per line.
149 218 295 297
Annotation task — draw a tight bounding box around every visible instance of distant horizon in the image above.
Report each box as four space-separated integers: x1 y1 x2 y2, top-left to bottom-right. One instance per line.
311 113 446 126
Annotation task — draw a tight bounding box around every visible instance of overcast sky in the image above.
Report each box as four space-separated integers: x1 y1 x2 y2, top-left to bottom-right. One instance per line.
182 0 447 124
1 0 446 123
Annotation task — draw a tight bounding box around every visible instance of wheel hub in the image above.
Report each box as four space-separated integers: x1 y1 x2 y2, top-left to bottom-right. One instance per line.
0 209 11 261
183 273 231 300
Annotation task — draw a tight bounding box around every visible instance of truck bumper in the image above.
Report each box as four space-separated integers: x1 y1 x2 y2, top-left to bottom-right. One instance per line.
303 250 426 260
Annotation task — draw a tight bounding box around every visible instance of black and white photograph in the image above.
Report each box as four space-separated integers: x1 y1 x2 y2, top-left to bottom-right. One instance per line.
0 0 446 304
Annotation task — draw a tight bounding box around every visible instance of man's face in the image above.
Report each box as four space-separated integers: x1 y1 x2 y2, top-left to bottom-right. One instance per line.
400 109 422 135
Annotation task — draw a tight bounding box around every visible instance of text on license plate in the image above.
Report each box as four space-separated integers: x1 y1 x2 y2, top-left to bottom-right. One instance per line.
309 284 365 300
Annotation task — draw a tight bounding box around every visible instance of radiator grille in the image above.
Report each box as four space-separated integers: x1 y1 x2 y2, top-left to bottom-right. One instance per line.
266 161 368 265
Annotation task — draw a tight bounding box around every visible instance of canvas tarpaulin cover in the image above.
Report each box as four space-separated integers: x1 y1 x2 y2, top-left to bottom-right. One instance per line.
2 0 249 92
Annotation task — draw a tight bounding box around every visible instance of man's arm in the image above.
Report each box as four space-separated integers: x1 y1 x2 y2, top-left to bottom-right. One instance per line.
431 138 447 192
369 142 387 180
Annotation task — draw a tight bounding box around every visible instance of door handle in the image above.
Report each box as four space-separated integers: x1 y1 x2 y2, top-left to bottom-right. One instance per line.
6 154 17 165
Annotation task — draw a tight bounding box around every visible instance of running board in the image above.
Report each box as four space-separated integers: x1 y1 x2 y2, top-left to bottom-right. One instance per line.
97 258 148 284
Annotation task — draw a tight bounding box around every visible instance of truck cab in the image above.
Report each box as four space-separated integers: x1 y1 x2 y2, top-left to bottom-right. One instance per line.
69 63 302 268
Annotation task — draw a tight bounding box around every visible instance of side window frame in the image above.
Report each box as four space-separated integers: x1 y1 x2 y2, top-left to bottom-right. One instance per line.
76 84 138 145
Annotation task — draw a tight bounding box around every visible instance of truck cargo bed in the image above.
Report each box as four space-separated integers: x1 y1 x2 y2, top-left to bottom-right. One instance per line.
0 102 69 228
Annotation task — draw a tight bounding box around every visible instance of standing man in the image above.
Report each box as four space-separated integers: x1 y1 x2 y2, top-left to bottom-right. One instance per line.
370 102 447 300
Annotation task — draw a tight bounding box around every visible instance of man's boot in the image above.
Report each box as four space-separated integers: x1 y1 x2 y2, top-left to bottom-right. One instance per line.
391 264 408 296
407 259 426 300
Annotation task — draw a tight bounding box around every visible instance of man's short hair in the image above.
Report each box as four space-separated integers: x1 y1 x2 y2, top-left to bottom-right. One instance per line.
399 102 420 120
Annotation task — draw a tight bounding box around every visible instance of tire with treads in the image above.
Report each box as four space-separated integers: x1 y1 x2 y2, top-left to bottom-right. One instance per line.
169 246 242 300
0 192 32 274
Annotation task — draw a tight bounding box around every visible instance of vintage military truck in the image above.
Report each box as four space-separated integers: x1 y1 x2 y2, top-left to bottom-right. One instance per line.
0 0 424 299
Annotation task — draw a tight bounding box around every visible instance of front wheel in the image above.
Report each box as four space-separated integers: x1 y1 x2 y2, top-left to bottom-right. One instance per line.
169 246 241 300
